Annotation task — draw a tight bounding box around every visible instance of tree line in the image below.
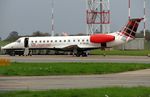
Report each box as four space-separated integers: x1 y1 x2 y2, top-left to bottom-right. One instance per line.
2 31 50 42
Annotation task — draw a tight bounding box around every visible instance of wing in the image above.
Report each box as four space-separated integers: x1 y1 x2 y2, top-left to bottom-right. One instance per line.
62 45 79 51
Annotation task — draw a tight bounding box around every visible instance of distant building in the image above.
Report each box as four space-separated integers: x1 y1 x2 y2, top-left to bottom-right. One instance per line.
116 38 144 50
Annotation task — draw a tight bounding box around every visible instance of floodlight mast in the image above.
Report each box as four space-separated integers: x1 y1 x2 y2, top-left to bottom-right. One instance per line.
128 0 146 37
128 0 131 20
143 0 146 37
86 0 110 35
51 0 54 36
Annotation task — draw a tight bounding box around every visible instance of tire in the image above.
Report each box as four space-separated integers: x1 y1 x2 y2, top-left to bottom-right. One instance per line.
82 53 88 57
10 51 15 56
76 53 81 57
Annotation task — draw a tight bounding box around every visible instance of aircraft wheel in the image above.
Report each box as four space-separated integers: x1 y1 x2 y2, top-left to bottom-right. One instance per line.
10 51 15 56
82 53 88 57
75 52 82 57
76 53 81 57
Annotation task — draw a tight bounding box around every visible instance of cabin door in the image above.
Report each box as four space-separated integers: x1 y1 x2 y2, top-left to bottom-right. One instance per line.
24 38 29 48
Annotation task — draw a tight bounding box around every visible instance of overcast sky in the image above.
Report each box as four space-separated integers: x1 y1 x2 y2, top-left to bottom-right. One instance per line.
0 0 149 39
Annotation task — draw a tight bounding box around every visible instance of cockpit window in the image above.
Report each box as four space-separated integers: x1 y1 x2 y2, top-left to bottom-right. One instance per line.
16 39 21 43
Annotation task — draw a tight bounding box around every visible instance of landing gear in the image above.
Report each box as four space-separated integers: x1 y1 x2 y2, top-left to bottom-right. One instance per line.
75 51 88 57
82 52 88 57
10 51 15 56
7 50 24 56
76 53 81 57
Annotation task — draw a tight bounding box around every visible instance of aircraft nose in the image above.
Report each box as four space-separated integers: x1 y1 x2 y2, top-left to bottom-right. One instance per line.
1 46 4 50
1 45 9 50
1 43 15 50
0 47 2 52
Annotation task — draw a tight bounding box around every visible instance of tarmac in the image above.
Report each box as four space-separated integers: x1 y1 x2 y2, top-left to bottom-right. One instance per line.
0 69 150 91
0 55 150 91
0 55 150 63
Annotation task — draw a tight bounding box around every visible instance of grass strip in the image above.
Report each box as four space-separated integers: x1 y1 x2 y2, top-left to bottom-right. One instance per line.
0 87 150 97
0 62 150 76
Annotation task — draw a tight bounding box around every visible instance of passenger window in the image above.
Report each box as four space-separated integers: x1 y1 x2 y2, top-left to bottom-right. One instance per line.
59 40 62 42
68 40 70 42
64 40 66 42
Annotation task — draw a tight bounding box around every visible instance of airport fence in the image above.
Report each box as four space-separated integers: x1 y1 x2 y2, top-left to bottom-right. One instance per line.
116 38 150 50
145 41 150 50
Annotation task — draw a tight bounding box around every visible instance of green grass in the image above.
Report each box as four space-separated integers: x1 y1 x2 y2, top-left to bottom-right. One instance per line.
0 41 10 47
0 87 150 97
0 62 150 76
90 49 150 56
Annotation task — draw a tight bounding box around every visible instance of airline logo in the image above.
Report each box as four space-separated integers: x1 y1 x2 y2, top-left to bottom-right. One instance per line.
31 43 51 48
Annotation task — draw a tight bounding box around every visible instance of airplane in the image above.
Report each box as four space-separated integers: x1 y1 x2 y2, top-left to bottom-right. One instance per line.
1 18 143 57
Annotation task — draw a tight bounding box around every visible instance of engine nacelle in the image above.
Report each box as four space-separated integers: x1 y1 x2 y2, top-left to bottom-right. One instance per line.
90 34 115 43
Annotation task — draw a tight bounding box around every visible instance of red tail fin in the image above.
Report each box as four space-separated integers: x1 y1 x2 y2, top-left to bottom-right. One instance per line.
120 18 143 38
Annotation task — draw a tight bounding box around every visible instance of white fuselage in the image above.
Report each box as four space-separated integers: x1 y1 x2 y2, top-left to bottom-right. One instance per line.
1 18 143 56
1 32 132 50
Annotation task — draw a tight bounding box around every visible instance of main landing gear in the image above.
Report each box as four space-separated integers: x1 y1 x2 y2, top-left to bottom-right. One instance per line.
74 51 88 57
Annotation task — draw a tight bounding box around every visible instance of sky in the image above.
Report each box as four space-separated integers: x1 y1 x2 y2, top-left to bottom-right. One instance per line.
0 0 149 39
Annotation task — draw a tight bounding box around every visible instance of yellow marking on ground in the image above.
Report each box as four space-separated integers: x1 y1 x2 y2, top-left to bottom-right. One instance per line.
0 58 10 66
